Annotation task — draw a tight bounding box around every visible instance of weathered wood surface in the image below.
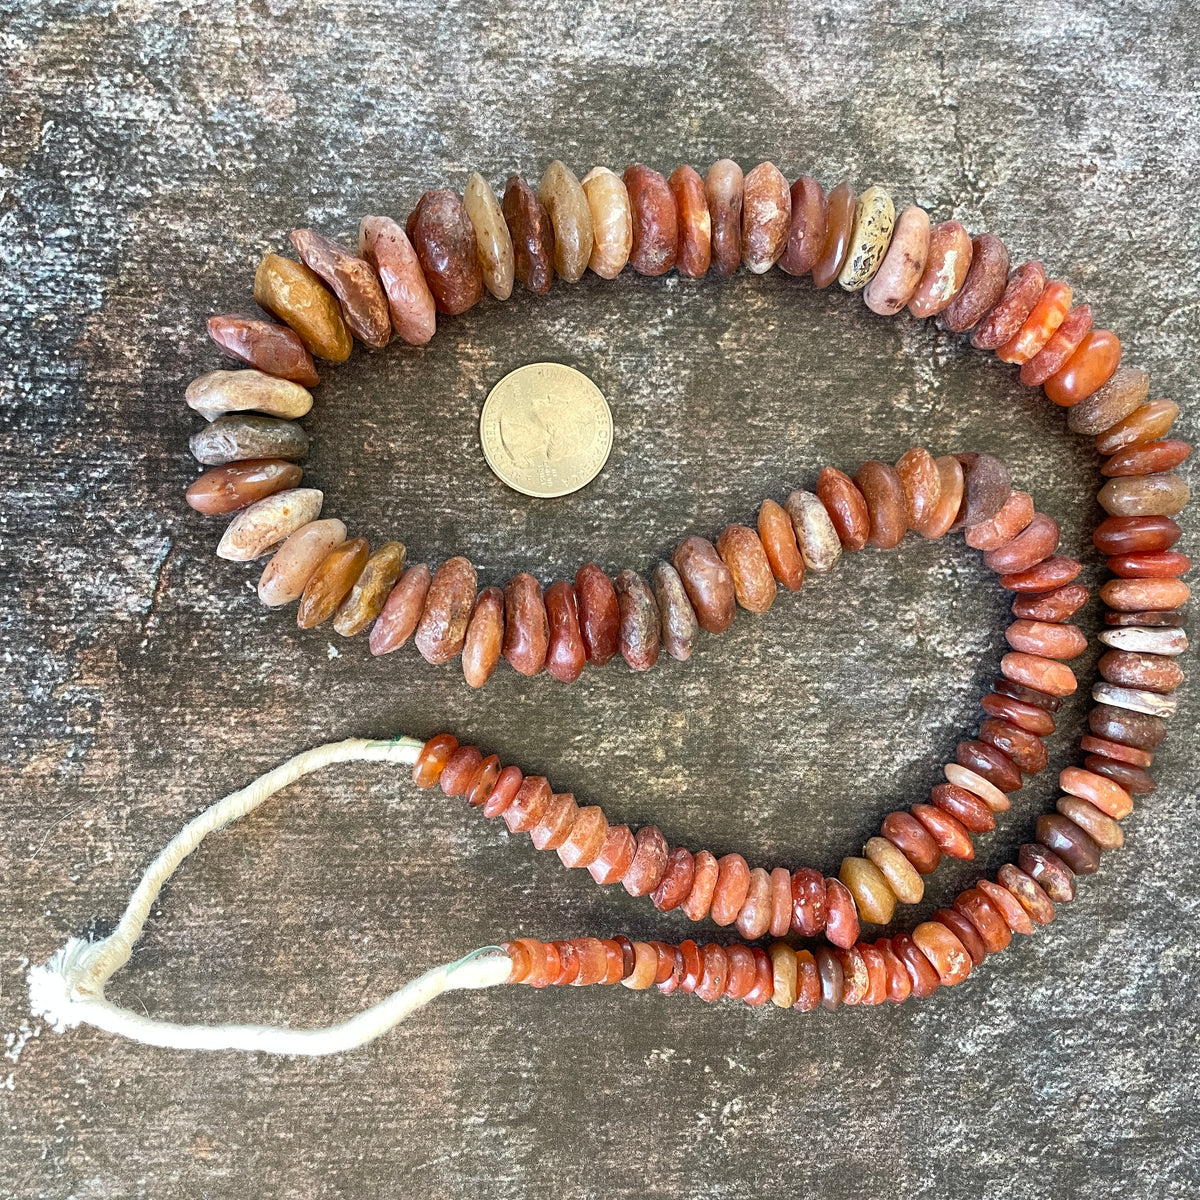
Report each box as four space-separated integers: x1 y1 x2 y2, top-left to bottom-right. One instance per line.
2 2 1198 1196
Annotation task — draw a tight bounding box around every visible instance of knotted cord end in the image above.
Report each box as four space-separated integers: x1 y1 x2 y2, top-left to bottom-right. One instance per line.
29 937 104 1032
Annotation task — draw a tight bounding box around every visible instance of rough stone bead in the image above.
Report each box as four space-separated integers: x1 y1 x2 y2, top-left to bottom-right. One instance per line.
953 888 1012 955
785 489 842 571
334 540 406 637
668 165 712 278
440 745 484 796
954 452 1012 530
573 939 610 986
735 867 773 939
838 856 896 925
1099 473 1190 519
1093 681 1178 718
932 907 989 966
768 943 799 1008
815 945 845 1009
1108 550 1191 578
778 175 828 277
790 867 828 936
757 498 805 590
462 173 515 300
919 455 966 539
544 580 586 684
981 691 1056 736
258 519 347 607
996 279 1072 363
941 232 1010 332
1099 625 1188 656
1005 618 1087 660
943 762 1013 812
586 824 636 884
812 181 855 289
461 585 505 688
575 563 620 665
504 775 553 835
191 414 309 467
1067 364 1148 434
405 189 484 315
650 846 695 911
623 163 677 276
815 466 871 551
537 160 594 283
289 228 390 348
837 185 894 291
836 945 870 1005
824 877 860 949
874 938 912 1004
912 803 975 859
955 738 1022 792
369 563 431 656
580 166 632 279
704 158 744 277
930 783 996 833
710 853 751 927
481 764 523 818
853 460 907 548
216 488 323 561
979 717 1048 775
413 733 458 788
716 524 776 613
1096 399 1181 455
502 175 555 295
672 535 736 632
1103 438 1191 480
992 676 1064 713
913 922 972 986
769 867 792 937
1085 756 1155 794
1019 843 1076 903
997 864 1056 926
1000 645 1083 697
1089 702 1168 749
864 204 928 313
1057 796 1125 851
975 879 1036 936
623 825 670 896
696 944 731 1003
188 459 304 516
1020 302 1093 386
793 949 823 1010
681 849 720 921
1012 584 1089 624
557 805 608 868
881 810 942 874
740 161 791 273
1101 576 1190 612
297 537 369 629
1080 734 1155 768
614 568 661 671
723 944 757 1000
680 941 706 995
892 933 940 998
864 835 924 905
999 556 1083 593
895 447 943 532
970 260 1046 351
652 561 700 662
358 216 437 345
502 939 531 984
984 513 1059 574
415 557 478 665
1045 329 1123 408
502 572 549 676
1099 648 1184 694
908 220 972 317
1105 608 1189 628
1036 813 1102 875
622 942 659 991
529 792 579 850
207 315 319 386
965 490 1035 551
253 253 352 362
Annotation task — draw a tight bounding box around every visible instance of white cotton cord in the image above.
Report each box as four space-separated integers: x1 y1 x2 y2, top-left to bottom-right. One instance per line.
27 735 514 1056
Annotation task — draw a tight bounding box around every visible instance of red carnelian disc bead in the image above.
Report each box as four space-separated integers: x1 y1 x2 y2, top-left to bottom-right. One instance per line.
482 764 524 817
412 733 458 787
1043 329 1122 407
743 948 775 1006
439 745 483 795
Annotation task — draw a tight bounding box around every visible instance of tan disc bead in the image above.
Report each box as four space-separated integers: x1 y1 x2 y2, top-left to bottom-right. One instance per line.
740 162 791 273
621 942 659 990
463 172 515 300
943 763 1011 813
785 489 842 573
186 369 313 423
1056 796 1125 850
839 856 897 925
297 537 369 629
769 943 799 1008
1095 399 1180 455
895 447 942 532
539 160 594 283
253 253 351 363
864 204 930 314
258 518 346 607
334 541 406 637
837 185 896 291
716 524 777 613
580 167 632 278
217 488 324 561
864 836 924 905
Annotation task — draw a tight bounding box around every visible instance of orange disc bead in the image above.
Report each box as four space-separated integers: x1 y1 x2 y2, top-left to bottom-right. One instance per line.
996 280 1072 364
1043 329 1122 407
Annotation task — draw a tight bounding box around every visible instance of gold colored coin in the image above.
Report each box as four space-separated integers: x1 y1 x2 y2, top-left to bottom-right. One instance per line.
480 362 613 499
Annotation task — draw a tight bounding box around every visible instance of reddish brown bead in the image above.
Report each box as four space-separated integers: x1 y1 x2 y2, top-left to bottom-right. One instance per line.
793 949 822 1011
704 159 743 277
920 456 966 539
668 165 711 279
1005 617 1087 660
695 944 730 1002
502 175 554 295
965 490 1034 551
881 810 942 875
623 163 678 276
1102 439 1191 477
574 563 619 665
740 162 791 273
1101 577 1190 612
1060 765 1134 819
992 676 1064 711
769 867 793 938
778 175 828 276
1036 813 1102 875
466 754 502 808
504 775 552 834
724 944 757 1000
1002 651 1078 697
743 948 774 1007
811 181 855 289
1104 609 1189 628
502 939 531 984
1019 843 1076 903
503 573 549 676
1057 796 1125 851
297 537 369 629
891 933 940 998
207 315 320 387
556 805 608 868
405 189 484 315
571 939 609 987
652 562 699 662
1096 399 1181 455
757 498 805 590
941 233 1010 332
836 945 870 1005
790 867 828 937
894 447 942 532
290 228 391 348
997 279 1073 363
1099 648 1184 693
931 783 996 833
544 580 586 684
1108 551 1191 578
956 739 1023 792
1020 303 1093 386
908 220 971 317
996 864 1056 926
672 535 736 633
1012 585 1090 624
1000 555 1083 593
369 563 431 657
977 879 1036 936
1089 703 1168 750
954 887 1012 954
680 849 720 921
412 733 458 788
440 745 484 796
1085 756 1155 794
979 718 1049 774
876 939 913 1004
932 907 989 966
551 940 579 986
653 944 683 992
717 524 777 612
954 452 1012 530
614 568 661 671
980 692 1056 736
735 867 773 939
623 825 670 896
529 792 579 850
970 260 1046 350
1044 329 1122 406
824 877 860 949
186 459 304 516
650 847 696 911
984 513 1060 574
854 460 908 548
482 764 523 818
912 803 975 859
1080 735 1154 768
587 824 636 884
710 853 751 927
462 585 504 688
816 466 871 551
415 557 477 665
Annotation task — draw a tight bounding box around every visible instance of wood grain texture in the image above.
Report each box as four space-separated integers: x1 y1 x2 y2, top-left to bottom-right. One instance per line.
2 2 1198 1196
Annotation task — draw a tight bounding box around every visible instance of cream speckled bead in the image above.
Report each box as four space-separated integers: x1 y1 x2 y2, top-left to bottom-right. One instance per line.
1092 682 1178 718
185 369 313 422
257 518 347 606
838 185 896 291
1098 627 1188 656
463 172 515 300
784 489 842 573
216 488 324 562
538 160 594 283
580 166 632 279
864 204 929 314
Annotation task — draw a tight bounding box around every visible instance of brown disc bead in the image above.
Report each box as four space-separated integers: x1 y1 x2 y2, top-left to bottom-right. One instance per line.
1080 735 1154 768
891 933 940 998
912 803 975 859
1099 474 1191 520
757 498 805 590
970 260 1046 350
1019 843 1076 903
811 181 855 289
1020 303 1093 386
815 466 871 551
503 573 549 676
724 944 757 1000
997 279 1072 363
557 805 608 868
652 942 681 989
623 825 670 897
789 867 827 937
252 253 351 363
1012 584 1090 624
1107 551 1192 578
965 490 1035 551
1099 648 1184 693
415 557 477 665
1104 609 1189 628
953 888 1012 954
1044 329 1122 407
681 849 720 921
502 175 555 295
980 692 1056 736
710 853 751 927
983 513 1060 575
931 907 989 966
207 315 320 387
587 824 636 884
717 524 777 612
1102 439 1192 477
769 867 793 938
678 940 703 993
1036 813 1102 875
979 718 1048 775
909 220 972 318
735 868 773 939
824 877 860 949
186 459 304 517
1096 399 1181 455
481 764 523 818
466 754 502 808
1005 618 1086 660
462 585 505 688
439 745 483 796
695 944 730 1002
1089 703 1168 750
650 847 695 911
875 939 913 1004
334 541 406 638
997 864 1056 926
953 452 1012 530
369 563 431 656
412 733 458 788
815 946 845 1009
1066 364 1148 435
793 949 822 1011
297 537 369 629
864 204 930 315
1060 765 1134 819
530 792 579 850
1000 556 1083 593
743 949 775 1007
836 945 870 1005
778 175 828 276
672 535 736 633
1056 796 1125 851
668 165 712 279
838 857 896 925
290 228 391 348
1085 757 1155 794
1001 651 1078 697
930 783 996 833
976 879 1035 936
704 159 743 277
881 810 942 875
740 162 791 273
895 447 942 531
405 189 484 315
614 568 661 671
1101 577 1190 611
544 580 586 684
956 739 1023 792
574 563 620 665
853 460 907 548
941 233 1010 332
504 775 552 834
623 163 678 276
652 562 700 662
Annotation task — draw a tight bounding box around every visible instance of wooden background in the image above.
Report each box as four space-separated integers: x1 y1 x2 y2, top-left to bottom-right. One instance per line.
3 2 1198 1196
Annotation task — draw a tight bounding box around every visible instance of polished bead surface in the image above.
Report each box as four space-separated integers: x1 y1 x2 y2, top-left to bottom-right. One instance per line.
757 498 805 590
529 792 577 849
1012 584 1090 624
999 556 1083 593
815 945 845 1009
876 939 913 1004
333 540 405 637
463 173 515 300
881 810 942 874
586 823 635 883
734 867 773 939
853 460 907 548
955 738 1022 792
1045 329 1122 408
1066 364 1148 433
710 853 751 927
943 762 1012 812
502 572 549 676
838 856 896 924
1108 551 1192 578
778 175 827 277
997 864 1056 925
1001 651 1077 696
188 459 303 516
769 943 799 1008
919 455 966 539
979 717 1048 775
681 850 719 921
461 585 505 688
258 518 346 607
717 524 777 612
837 185 894 291
1101 576 1190 611
216 488 323 561
823 877 860 949
953 452 1012 530
895 447 942 532
983 513 1059 574
538 160 593 283
696 944 731 1003
672 536 736 633
785 489 843 571
440 745 483 796
207 315 319 386
704 159 744 277
557 805 608 868
502 175 555 295
614 568 661 671
981 691 1056 736
297 537 369 629
970 260 1046 351
1101 439 1191 477
1099 473 1190 518
1085 756 1155 794
769 867 793 938
415 557 478 665
1019 843 1076 903
954 888 1012 954
358 215 437 345
1056 796 1125 851
892 933 940 998
253 253 352 362
912 922 972 986
652 561 700 662
864 203 928 313
790 867 827 937
544 580 586 684
811 181 855 289
668 165 712 278
405 189 484 315
369 563 431 656
1036 813 1102 874
908 220 972 317
1020 302 1093 386
1005 618 1087 660
575 563 620 665
912 803 975 859
650 847 695 912
941 232 1009 332
815 467 870 551
1094 514 1183 554
1096 399 1181 454
741 161 791 273
793 949 823 1010
1089 702 1168 749
413 733 457 788
623 825 670 897
931 783 996 833
976 879 1036 936
624 163 678 276
932 907 988 966
580 166 632 279
1079 734 1155 767
965 490 1034 551
864 835 924 905
290 227 390 348
996 279 1072 363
